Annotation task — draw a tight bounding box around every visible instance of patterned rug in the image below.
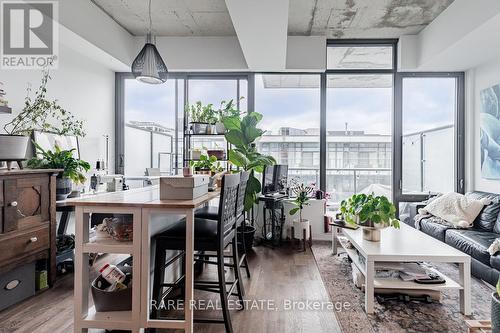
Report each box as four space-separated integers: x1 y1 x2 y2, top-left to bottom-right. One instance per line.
311 242 494 333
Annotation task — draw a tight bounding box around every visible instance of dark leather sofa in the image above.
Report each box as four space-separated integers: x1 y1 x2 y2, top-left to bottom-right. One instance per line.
404 191 500 286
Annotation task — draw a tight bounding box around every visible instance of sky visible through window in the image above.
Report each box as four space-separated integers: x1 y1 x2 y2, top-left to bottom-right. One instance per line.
124 76 456 137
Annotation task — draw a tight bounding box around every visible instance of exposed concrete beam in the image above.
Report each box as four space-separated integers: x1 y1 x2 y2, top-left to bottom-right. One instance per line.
57 0 135 71
225 0 289 71
412 0 500 71
142 37 248 72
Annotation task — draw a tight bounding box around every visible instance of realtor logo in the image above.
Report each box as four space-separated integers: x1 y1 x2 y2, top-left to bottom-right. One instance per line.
1 1 58 69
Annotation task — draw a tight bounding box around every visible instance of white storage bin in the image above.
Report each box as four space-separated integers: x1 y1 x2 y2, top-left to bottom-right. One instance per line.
160 175 209 200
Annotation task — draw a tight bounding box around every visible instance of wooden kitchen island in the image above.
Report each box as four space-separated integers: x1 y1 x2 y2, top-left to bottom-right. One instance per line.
65 185 219 333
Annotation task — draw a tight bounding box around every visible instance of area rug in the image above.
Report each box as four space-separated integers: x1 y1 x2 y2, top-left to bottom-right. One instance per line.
311 242 494 333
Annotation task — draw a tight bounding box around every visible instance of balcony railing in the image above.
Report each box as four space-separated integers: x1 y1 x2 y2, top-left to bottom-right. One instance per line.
288 167 391 203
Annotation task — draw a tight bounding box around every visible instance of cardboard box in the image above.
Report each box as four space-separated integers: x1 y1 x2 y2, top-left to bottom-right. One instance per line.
160 175 209 200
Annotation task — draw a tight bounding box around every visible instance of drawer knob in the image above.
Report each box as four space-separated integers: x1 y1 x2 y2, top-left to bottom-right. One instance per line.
10 201 18 207
29 237 38 243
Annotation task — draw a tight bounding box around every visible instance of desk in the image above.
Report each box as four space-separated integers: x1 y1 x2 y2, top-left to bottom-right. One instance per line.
258 195 287 247
65 185 219 333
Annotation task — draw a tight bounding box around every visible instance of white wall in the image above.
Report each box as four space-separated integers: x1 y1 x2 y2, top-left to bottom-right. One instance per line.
0 45 115 175
468 57 500 193
255 199 329 241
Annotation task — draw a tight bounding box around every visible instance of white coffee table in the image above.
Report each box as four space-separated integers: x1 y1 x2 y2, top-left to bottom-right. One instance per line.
332 223 471 314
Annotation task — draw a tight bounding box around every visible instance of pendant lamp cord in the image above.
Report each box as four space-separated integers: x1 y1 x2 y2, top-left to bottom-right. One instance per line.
148 0 152 35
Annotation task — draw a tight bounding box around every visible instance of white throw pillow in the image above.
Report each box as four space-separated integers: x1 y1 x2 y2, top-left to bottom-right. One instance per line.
418 192 490 228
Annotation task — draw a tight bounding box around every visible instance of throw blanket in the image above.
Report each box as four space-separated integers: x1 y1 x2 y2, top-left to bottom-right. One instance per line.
417 192 491 228
414 213 455 230
488 238 500 256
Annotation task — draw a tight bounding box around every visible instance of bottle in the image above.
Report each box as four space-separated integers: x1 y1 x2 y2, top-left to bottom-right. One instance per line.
99 264 126 285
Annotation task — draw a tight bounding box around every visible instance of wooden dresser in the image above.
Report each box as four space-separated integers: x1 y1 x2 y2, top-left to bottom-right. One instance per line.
0 169 60 288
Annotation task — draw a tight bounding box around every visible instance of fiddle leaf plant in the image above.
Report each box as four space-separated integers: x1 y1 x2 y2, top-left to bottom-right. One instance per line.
27 142 91 184
340 193 400 229
224 111 275 211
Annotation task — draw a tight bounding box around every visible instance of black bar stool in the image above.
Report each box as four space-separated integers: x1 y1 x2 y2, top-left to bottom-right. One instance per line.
195 170 251 278
151 173 244 333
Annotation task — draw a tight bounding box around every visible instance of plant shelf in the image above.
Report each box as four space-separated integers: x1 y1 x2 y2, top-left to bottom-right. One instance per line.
185 133 226 136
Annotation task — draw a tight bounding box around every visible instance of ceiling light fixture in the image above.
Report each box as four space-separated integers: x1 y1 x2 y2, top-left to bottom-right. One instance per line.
131 0 168 84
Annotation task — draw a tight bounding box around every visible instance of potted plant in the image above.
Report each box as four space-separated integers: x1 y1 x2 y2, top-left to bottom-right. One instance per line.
1 64 85 166
224 111 276 248
340 193 400 242
289 181 314 243
187 101 217 134
493 278 500 332
216 98 242 134
27 143 91 200
189 154 217 175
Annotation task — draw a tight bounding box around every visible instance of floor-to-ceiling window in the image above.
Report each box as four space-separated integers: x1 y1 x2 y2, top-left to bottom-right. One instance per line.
254 74 321 186
184 76 247 167
116 74 248 182
325 41 396 204
116 43 465 212
121 77 184 185
394 72 465 214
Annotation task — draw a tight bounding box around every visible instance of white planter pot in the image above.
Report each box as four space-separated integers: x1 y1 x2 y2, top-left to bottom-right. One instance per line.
206 124 216 134
215 122 226 134
0 135 29 160
191 122 208 134
293 219 310 239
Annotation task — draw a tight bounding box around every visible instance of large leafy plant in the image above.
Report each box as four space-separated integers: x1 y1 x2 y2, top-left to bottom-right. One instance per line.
27 143 91 184
4 65 85 136
224 112 275 211
289 181 315 222
340 193 400 229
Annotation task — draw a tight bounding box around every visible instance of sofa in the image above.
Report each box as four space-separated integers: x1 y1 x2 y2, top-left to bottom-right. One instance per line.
405 191 500 286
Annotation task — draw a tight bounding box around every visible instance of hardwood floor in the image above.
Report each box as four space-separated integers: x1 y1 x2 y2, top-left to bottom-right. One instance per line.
0 244 341 333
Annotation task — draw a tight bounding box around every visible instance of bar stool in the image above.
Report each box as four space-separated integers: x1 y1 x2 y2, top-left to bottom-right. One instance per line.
151 173 244 333
195 170 251 278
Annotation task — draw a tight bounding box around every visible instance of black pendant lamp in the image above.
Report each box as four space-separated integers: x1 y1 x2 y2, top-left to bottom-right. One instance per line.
131 0 168 84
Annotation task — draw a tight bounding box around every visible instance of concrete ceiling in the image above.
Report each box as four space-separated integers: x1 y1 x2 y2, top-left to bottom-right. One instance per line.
91 0 454 38
289 0 455 38
91 0 236 36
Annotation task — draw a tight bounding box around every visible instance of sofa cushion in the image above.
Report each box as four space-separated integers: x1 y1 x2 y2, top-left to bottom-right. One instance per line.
445 229 499 266
419 219 451 242
491 255 500 271
466 192 500 231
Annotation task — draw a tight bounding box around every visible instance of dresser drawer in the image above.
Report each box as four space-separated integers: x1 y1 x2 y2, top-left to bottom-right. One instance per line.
3 175 50 233
0 225 49 264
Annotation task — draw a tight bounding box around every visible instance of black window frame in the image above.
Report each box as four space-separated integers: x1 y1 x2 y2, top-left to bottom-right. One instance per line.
325 39 398 199
393 71 465 208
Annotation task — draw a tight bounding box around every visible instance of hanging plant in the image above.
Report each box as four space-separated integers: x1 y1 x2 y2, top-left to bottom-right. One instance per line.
3 63 86 137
